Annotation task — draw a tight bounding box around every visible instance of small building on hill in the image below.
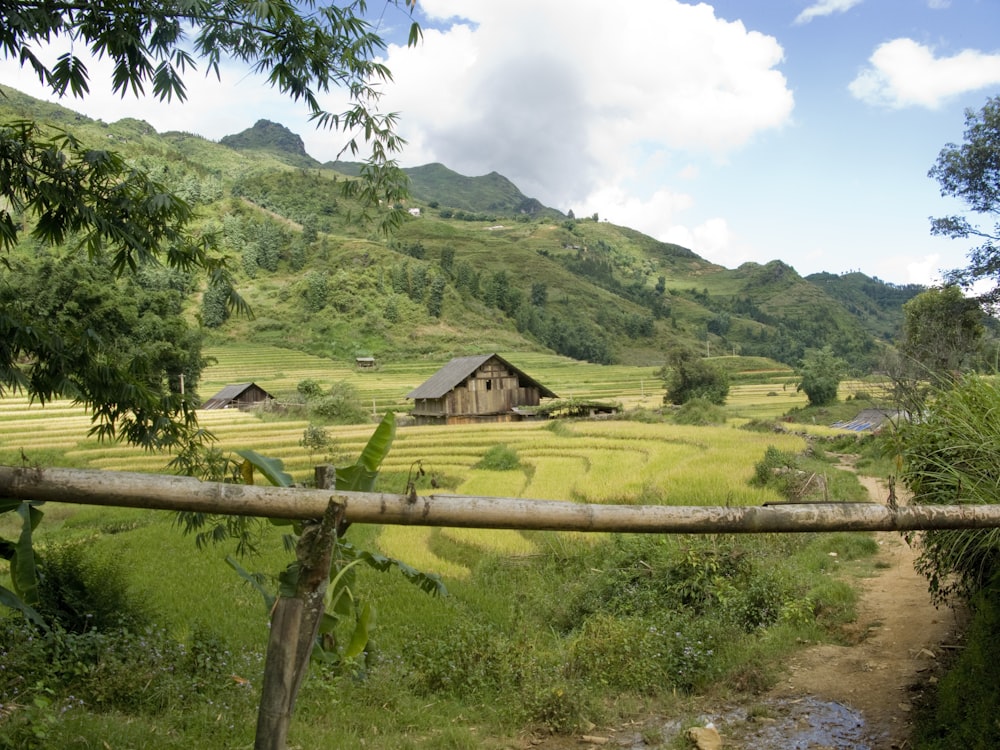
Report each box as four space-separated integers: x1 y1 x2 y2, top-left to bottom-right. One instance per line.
201 382 275 410
406 354 557 425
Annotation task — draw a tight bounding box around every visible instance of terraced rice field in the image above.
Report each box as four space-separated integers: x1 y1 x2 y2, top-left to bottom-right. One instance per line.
0 344 828 581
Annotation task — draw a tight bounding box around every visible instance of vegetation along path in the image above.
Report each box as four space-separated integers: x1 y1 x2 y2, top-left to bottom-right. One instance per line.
524 467 964 750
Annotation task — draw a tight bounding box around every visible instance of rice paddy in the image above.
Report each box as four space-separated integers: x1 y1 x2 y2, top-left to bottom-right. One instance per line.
0 344 832 580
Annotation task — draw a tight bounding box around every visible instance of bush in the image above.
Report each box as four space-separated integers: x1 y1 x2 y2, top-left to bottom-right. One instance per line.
673 397 727 425
35 542 151 633
900 376 1000 603
913 579 1000 749
406 620 526 697
475 444 521 471
310 381 368 424
567 613 720 693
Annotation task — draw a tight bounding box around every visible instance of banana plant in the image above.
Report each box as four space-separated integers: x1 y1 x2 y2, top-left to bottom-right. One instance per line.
230 411 445 668
0 499 47 628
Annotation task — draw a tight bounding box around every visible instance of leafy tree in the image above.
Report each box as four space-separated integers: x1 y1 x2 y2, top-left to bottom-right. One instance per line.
900 285 985 378
0 0 420 449
930 96 1000 303
304 271 328 313
439 246 455 276
2 252 208 447
427 275 446 318
531 281 548 307
796 346 844 407
659 347 730 406
299 423 335 463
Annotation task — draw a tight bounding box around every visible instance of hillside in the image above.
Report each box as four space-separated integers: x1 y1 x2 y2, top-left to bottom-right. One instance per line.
1 85 925 371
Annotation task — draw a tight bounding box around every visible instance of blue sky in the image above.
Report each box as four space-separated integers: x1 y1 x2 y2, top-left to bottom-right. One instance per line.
3 0 1000 286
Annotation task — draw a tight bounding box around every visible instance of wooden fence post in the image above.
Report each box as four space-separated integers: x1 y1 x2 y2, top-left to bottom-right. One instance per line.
254 497 343 750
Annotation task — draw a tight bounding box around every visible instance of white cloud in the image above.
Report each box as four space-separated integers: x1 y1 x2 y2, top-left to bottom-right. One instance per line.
381 0 793 207
849 38 1000 109
794 0 865 25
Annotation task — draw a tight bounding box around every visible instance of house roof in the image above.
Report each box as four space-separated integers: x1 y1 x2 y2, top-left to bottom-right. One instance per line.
201 382 273 410
406 354 557 400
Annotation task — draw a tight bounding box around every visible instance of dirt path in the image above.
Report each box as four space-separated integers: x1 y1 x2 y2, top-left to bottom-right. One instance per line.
520 470 966 750
749 472 964 749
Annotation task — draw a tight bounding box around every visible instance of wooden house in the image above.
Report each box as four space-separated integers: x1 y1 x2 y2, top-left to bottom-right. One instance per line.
406 354 557 425
200 382 275 410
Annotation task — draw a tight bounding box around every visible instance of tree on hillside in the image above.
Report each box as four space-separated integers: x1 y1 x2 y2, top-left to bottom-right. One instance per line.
900 285 985 378
659 346 730 406
930 96 1000 303
797 346 844 407
0 0 420 448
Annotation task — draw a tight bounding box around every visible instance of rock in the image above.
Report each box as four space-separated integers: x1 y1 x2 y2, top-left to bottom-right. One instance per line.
685 725 723 750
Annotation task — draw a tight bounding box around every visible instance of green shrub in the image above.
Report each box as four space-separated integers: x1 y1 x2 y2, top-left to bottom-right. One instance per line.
913 579 1000 749
475 444 521 471
523 683 593 734
672 397 726 425
751 446 799 487
35 542 151 633
567 613 720 693
900 376 1000 603
406 620 526 697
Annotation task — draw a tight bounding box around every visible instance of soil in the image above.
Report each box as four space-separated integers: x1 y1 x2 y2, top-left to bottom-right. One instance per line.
518 467 967 750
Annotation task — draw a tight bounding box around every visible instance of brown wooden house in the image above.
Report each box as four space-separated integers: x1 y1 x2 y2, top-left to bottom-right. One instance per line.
406 354 557 425
200 382 275 410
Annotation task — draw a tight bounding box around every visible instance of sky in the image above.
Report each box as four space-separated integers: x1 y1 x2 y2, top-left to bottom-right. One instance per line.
3 0 1000 287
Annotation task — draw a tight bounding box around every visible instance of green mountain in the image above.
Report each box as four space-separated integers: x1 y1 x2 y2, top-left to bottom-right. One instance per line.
221 119 319 168
326 160 563 220
2 85 926 371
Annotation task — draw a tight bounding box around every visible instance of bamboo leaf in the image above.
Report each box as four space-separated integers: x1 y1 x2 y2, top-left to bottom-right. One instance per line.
225 555 275 611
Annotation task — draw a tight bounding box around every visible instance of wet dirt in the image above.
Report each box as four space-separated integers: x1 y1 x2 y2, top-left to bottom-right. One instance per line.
519 470 965 750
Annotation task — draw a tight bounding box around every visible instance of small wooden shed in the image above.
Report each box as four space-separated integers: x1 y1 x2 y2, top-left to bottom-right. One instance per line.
201 382 275 410
406 354 557 425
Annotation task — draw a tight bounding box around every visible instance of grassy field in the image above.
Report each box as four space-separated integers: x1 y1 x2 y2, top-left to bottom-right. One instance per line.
0 343 884 749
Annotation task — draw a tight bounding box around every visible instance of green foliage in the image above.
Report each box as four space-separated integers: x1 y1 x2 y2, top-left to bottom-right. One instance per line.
0 500 45 627
913 580 1000 749
0 141 230 450
34 542 152 633
309 381 368 424
660 347 730 405
304 270 329 312
299 423 335 461
797 346 844 407
475 444 521 471
672 397 727 425
929 96 1000 303
899 376 1000 603
900 285 985 377
0 617 259 747
201 278 232 328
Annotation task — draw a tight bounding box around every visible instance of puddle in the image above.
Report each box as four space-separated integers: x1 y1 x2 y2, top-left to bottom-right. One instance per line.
729 697 871 749
617 696 874 749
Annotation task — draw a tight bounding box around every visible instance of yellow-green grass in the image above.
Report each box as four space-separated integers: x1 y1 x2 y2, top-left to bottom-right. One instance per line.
0 345 861 586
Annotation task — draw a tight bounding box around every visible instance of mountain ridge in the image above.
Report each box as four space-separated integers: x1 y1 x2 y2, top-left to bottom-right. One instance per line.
1 85 926 370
